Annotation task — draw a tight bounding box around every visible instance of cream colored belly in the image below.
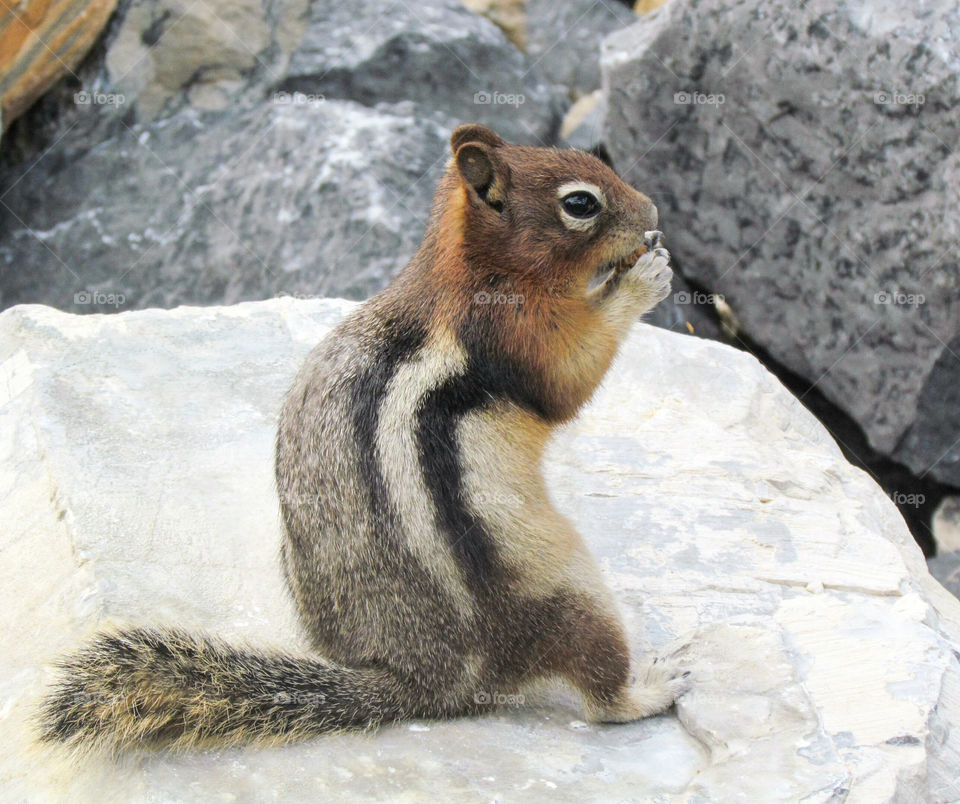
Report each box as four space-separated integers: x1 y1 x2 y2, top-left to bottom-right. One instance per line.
456 402 605 598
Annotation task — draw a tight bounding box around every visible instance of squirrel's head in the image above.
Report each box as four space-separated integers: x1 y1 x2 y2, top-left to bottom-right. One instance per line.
445 123 658 294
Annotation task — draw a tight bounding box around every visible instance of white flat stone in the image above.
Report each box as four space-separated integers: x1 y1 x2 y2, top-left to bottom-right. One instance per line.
1 298 958 802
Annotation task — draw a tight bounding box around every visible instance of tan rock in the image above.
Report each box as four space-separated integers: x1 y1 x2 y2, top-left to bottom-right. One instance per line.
560 89 601 140
105 0 274 120
634 0 669 13
0 0 118 130
460 0 526 49
934 496 960 554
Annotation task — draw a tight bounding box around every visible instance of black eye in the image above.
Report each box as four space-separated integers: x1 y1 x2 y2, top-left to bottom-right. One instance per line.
561 191 601 219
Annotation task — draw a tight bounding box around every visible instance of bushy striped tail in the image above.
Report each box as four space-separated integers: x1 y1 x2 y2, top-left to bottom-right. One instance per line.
38 627 404 753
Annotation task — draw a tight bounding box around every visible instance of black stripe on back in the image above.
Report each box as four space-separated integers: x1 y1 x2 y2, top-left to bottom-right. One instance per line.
352 319 427 531
417 373 496 590
416 318 556 593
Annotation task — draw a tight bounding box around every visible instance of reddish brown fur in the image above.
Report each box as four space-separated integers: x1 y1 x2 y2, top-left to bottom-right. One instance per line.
390 133 658 422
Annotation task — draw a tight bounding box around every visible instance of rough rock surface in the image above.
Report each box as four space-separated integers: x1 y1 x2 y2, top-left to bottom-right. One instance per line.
278 0 565 145
2 298 959 802
929 553 960 601
526 0 636 98
0 0 117 131
0 101 455 311
0 0 567 313
601 0 960 486
91 0 562 142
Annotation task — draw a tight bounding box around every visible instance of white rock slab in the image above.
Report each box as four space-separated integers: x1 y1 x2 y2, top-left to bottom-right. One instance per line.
1 299 958 802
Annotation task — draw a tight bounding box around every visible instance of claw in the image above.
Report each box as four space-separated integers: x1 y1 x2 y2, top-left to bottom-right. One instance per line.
643 230 664 250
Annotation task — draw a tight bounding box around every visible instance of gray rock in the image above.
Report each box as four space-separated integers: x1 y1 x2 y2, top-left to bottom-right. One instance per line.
929 552 960 600
0 0 569 316
0 101 455 311
54 0 564 146
896 336 960 486
280 0 567 145
526 0 637 98
601 0 960 486
1 298 959 801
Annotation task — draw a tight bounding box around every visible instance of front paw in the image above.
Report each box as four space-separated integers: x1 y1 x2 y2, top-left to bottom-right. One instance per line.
623 237 673 306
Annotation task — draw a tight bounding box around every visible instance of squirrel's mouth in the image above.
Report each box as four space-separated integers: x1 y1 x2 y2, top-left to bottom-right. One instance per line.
588 244 648 291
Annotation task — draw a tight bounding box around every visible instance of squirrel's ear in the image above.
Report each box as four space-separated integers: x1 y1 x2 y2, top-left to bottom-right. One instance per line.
455 142 509 212
450 124 505 154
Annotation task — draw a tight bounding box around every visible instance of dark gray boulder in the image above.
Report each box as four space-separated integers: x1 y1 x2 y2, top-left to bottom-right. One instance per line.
526 0 637 99
85 0 566 144
601 0 960 484
0 0 573 315
279 0 567 145
0 101 456 311
896 337 960 486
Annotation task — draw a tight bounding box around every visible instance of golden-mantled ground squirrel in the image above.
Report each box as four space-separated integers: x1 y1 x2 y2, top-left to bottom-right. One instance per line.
39 124 685 753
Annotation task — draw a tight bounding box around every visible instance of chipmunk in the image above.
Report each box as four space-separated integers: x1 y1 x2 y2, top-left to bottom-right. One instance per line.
39 124 685 753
